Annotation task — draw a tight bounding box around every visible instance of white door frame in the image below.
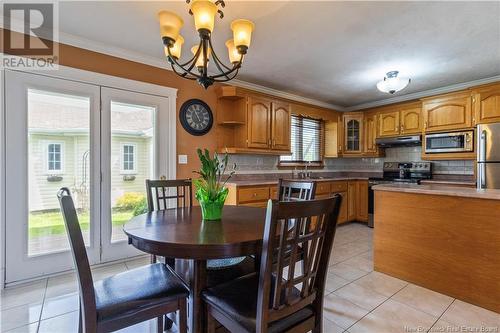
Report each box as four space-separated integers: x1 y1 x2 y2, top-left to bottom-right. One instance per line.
100 87 172 261
2 63 177 284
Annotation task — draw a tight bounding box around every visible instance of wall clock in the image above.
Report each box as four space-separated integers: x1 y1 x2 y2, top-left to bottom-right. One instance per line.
179 99 213 136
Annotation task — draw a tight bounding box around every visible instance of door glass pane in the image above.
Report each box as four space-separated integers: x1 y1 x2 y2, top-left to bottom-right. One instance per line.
28 89 91 256
110 101 155 242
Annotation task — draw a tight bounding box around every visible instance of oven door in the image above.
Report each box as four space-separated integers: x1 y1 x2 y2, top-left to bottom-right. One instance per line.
425 131 474 153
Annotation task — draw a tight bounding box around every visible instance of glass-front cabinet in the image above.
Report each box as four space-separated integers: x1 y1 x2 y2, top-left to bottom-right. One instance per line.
343 114 364 155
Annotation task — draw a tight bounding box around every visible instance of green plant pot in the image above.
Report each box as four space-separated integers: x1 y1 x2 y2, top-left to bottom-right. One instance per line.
199 198 225 221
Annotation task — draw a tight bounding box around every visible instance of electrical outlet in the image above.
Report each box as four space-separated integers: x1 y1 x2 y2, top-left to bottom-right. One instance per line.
178 155 188 164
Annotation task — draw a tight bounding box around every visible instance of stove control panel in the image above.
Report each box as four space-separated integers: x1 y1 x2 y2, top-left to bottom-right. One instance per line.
383 162 431 172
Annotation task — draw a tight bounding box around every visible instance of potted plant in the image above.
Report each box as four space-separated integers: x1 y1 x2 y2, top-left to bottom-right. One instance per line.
193 148 235 221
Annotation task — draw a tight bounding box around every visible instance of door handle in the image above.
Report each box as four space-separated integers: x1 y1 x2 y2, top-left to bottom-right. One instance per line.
478 162 486 189
479 130 487 162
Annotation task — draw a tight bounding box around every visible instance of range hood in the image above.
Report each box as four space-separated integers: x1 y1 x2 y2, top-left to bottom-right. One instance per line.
375 135 421 147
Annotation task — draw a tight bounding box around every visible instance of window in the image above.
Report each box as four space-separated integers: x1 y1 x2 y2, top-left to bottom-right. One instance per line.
280 115 323 164
122 144 136 173
47 143 63 172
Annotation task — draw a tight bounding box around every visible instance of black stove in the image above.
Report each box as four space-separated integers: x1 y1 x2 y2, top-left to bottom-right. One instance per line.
367 162 432 227
369 162 432 185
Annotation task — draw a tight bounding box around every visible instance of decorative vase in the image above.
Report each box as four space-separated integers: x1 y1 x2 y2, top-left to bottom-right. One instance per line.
197 188 228 221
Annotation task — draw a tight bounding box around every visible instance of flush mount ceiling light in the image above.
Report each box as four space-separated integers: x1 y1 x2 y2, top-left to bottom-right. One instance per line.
376 71 411 94
158 0 255 89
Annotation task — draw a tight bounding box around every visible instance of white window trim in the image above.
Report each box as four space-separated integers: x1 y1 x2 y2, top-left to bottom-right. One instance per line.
120 143 137 174
45 141 65 174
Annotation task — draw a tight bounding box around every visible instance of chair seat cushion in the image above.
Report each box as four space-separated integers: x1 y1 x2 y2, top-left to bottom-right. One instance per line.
94 263 189 322
202 273 314 333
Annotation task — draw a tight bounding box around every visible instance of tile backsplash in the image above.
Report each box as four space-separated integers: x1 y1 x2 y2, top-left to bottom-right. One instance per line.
228 146 474 175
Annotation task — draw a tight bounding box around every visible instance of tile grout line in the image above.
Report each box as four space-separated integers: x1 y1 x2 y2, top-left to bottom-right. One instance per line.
342 279 409 332
425 299 456 333
35 278 49 333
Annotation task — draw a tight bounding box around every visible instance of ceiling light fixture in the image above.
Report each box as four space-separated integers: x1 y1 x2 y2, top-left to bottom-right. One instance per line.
376 71 411 94
158 0 255 89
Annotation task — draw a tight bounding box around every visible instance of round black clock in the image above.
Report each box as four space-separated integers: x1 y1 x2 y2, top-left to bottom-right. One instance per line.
179 99 213 136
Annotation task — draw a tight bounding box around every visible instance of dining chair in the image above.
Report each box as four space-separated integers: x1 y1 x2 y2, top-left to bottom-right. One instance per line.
146 179 193 266
202 195 342 333
57 188 189 333
278 179 316 201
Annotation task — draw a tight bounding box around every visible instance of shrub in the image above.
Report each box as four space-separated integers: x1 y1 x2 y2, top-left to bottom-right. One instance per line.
115 192 145 211
133 197 148 216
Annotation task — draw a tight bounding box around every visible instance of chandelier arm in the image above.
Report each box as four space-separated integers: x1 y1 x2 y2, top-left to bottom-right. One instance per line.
170 63 198 80
213 67 240 82
208 37 233 72
166 42 203 79
210 54 244 79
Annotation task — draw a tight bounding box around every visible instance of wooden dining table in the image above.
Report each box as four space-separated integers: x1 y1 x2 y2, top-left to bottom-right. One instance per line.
123 205 267 333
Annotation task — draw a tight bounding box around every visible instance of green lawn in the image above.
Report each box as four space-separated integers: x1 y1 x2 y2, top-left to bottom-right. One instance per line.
29 210 135 238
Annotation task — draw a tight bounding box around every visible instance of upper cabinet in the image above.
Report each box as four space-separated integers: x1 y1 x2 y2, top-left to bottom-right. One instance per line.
247 96 272 149
400 105 422 134
271 100 291 150
379 111 400 137
364 112 381 156
377 102 422 137
472 83 500 125
421 91 473 132
216 87 291 154
343 113 363 155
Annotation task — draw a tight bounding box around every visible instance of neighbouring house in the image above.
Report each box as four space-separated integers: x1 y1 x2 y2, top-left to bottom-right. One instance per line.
27 89 154 212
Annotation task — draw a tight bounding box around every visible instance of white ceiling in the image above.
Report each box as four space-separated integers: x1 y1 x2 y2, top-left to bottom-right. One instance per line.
24 1 500 109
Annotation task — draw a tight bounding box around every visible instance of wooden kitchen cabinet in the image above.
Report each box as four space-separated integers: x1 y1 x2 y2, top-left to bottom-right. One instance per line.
472 83 500 124
363 112 384 157
347 181 357 221
421 91 473 132
271 101 291 151
378 111 400 137
400 105 422 134
247 96 272 149
217 88 291 154
337 192 348 224
343 113 364 155
355 180 368 222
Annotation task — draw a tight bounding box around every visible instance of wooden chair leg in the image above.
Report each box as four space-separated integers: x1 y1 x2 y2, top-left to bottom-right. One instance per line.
151 255 157 263
178 298 188 333
157 315 164 333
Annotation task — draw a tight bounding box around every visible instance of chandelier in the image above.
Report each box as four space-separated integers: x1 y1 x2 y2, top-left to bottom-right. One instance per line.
376 71 411 94
158 0 255 89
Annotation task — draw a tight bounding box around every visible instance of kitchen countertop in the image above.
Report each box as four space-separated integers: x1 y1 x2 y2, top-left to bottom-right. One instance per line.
419 179 476 186
226 177 370 187
372 183 500 200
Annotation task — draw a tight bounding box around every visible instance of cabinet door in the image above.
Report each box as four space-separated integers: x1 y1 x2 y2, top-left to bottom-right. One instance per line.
400 107 422 134
422 93 472 132
355 181 368 222
474 84 500 124
247 96 271 148
364 113 377 153
347 181 357 221
271 101 291 151
344 114 363 154
378 111 400 137
336 192 348 224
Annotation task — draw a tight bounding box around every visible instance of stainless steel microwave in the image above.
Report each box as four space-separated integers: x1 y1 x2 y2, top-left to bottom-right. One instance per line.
424 131 474 153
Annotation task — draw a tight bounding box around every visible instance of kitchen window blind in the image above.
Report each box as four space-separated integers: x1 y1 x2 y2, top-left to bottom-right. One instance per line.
280 115 323 163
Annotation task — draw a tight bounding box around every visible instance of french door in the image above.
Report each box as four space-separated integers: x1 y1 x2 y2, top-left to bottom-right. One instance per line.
4 70 173 283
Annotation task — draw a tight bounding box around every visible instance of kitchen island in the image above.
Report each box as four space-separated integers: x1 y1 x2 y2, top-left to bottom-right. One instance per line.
373 183 500 313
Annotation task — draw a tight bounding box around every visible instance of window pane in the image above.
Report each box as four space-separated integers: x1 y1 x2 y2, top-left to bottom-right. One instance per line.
28 89 90 256
281 115 321 162
111 102 155 242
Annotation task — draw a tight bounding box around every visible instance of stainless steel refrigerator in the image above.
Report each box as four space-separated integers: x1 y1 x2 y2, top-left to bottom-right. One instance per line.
477 123 500 189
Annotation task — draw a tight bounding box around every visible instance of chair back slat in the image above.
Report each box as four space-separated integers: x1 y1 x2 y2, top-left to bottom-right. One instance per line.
256 195 341 331
146 179 192 211
57 188 97 331
278 179 316 202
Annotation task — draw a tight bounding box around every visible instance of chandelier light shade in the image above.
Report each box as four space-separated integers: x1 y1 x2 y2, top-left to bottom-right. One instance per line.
376 71 411 94
158 0 255 89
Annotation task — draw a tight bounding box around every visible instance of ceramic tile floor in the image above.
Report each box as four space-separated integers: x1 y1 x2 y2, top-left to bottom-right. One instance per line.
1 223 499 333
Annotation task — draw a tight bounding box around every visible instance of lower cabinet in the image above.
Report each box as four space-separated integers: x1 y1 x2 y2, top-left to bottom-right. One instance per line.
227 180 369 224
